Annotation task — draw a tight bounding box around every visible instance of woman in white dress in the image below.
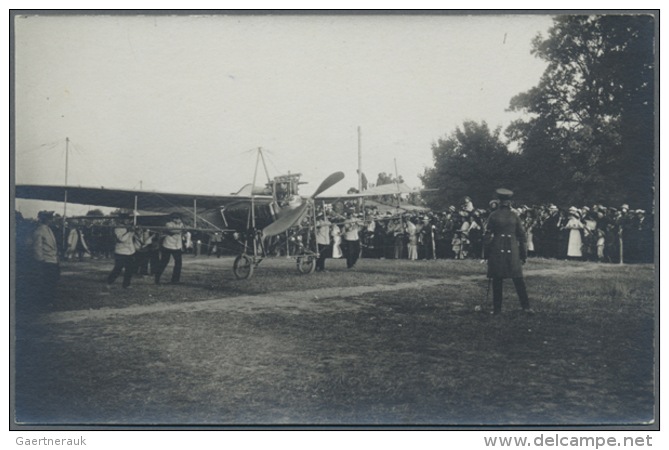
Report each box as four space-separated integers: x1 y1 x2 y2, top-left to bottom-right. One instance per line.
564 208 584 259
331 223 342 259
452 211 471 259
406 219 418 260
524 210 536 256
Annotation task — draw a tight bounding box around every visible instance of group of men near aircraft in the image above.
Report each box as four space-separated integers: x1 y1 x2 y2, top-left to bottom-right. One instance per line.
105 212 185 289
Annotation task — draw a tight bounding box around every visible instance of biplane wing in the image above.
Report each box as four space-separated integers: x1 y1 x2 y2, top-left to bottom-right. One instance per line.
15 184 276 230
316 182 435 201
15 184 274 211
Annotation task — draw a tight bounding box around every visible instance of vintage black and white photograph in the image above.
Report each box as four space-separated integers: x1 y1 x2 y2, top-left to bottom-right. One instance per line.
12 11 657 428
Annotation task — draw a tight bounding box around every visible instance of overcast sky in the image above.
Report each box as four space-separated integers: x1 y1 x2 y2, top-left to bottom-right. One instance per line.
14 13 554 217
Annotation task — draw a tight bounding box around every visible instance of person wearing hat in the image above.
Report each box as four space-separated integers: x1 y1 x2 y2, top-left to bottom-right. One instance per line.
600 208 620 263
564 207 584 259
31 211 61 305
637 209 653 263
484 189 532 315
342 212 362 269
539 204 561 259
406 217 419 260
434 209 454 259
618 205 644 263
468 209 484 259
315 212 332 271
452 210 471 259
418 215 435 260
387 217 405 260
621 207 650 264
135 227 160 276
107 213 137 289
155 212 185 285
461 196 474 213
371 215 386 259
581 209 598 261
330 219 343 260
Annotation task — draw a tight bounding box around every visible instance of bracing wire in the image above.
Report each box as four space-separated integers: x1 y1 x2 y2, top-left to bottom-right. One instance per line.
69 141 122 188
16 140 65 186
17 140 63 156
145 192 229 232
67 142 83 186
67 141 91 186
262 149 285 176
15 145 59 170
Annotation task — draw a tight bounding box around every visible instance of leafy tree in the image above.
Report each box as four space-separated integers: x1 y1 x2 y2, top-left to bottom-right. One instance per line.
506 14 654 209
420 121 518 210
86 209 105 217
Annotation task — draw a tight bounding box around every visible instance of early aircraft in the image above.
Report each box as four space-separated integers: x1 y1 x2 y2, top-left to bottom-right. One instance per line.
16 149 345 279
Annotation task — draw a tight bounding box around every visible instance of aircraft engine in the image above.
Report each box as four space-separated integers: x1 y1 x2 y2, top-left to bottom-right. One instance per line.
287 195 303 208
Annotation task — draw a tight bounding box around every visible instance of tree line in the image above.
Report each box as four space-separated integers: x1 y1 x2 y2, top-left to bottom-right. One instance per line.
420 15 655 211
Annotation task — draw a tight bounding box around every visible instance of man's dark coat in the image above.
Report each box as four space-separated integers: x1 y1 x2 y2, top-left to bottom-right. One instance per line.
485 205 527 279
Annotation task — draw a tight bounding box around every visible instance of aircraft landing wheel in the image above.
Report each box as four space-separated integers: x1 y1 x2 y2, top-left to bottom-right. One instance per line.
296 256 316 275
233 254 254 279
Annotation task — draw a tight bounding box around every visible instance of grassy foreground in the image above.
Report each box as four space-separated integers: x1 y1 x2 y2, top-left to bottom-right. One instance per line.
14 257 655 426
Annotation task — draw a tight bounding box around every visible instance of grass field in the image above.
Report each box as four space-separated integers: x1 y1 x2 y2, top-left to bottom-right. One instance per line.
13 256 655 426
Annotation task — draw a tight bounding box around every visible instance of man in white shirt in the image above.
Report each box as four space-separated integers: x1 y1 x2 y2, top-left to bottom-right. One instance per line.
155 212 184 285
32 210 61 305
107 214 136 288
343 213 362 269
315 213 331 272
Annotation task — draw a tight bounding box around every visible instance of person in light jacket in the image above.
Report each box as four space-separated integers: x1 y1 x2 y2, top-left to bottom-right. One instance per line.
32 210 61 304
107 214 137 289
343 213 362 269
155 212 185 285
315 213 332 271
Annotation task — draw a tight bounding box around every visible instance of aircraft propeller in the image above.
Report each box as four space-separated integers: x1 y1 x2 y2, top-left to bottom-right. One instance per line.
261 171 344 238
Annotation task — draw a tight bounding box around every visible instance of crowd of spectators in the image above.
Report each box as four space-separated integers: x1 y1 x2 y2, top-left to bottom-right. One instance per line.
341 198 653 265
16 197 653 275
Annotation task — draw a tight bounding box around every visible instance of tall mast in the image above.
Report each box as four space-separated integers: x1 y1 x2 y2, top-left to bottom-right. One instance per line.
357 126 362 192
249 148 262 258
357 126 363 212
394 158 401 211
64 137 69 186
63 137 69 241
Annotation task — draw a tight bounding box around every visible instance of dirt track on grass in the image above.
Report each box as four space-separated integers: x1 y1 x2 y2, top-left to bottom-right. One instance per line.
40 265 597 324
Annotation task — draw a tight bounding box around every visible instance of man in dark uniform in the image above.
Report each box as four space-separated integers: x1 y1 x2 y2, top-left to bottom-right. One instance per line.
540 204 561 259
484 189 533 315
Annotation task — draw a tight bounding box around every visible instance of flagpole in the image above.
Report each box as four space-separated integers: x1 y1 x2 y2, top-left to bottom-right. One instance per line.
394 158 401 209
63 137 69 244
395 158 403 233
357 126 363 213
